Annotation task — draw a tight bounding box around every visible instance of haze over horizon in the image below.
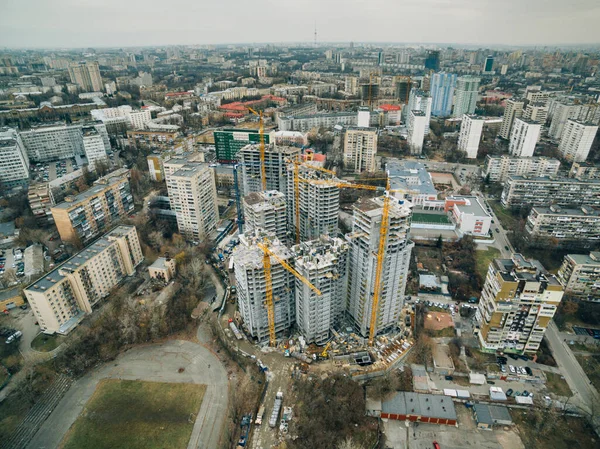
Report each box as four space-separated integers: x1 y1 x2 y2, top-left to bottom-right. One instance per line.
2 0 600 49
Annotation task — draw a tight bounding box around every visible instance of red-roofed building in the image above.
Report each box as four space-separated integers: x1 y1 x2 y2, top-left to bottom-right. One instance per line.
164 91 195 101
380 104 402 125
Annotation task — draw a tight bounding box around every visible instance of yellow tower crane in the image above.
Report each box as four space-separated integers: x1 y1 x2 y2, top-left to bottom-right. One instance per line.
256 239 322 346
248 107 267 190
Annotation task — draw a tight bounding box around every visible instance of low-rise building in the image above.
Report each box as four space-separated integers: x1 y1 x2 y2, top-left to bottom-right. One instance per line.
0 288 24 310
472 404 513 429
148 256 177 283
482 155 560 183
446 195 492 236
366 392 457 426
525 205 600 248
476 254 564 354
557 252 600 301
387 159 438 208
24 226 143 334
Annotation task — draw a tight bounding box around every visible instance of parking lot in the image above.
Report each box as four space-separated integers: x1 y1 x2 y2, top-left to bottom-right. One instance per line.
30 158 79 183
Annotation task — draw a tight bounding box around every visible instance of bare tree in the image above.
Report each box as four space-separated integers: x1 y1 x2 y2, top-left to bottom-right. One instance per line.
338 438 364 449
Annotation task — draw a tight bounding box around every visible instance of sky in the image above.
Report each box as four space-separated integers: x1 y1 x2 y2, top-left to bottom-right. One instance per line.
1 0 600 49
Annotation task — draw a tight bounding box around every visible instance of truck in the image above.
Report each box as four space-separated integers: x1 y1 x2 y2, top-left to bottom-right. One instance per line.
269 391 283 428
229 321 243 340
255 405 265 425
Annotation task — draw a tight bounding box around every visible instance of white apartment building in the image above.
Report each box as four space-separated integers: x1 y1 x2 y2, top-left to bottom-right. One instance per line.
232 230 295 342
452 76 480 118
286 166 340 242
346 197 414 338
476 254 563 354
557 252 600 302
509 118 541 157
92 106 152 130
239 144 300 195
19 123 110 163
82 127 107 171
0 128 29 188
522 102 548 125
343 127 378 173
457 115 484 159
243 190 287 242
24 226 143 334
278 112 358 132
292 236 349 344
549 101 600 140
482 155 560 183
499 99 524 140
166 162 219 241
405 89 432 134
407 110 427 155
558 120 598 163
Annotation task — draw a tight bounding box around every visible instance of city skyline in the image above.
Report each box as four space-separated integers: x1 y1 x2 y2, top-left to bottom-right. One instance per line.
1 0 600 49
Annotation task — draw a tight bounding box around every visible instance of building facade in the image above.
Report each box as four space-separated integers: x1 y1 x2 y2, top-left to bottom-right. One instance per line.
408 110 427 155
343 127 378 173
51 168 134 245
165 162 219 241
24 226 143 334
68 61 103 92
558 120 598 163
557 252 600 302
452 76 480 118
501 176 600 208
457 115 484 159
214 128 271 163
499 99 524 140
509 118 541 157
482 155 560 183
476 254 564 353
346 197 414 338
239 143 300 195
292 236 349 344
82 127 107 171
525 205 600 248
430 72 457 117
405 89 432 134
0 128 29 188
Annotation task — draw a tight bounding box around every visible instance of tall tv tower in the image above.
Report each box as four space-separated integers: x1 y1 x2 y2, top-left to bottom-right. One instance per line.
314 22 317 48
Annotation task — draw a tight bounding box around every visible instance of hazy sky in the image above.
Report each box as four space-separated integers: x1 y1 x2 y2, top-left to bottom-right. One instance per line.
1 0 600 48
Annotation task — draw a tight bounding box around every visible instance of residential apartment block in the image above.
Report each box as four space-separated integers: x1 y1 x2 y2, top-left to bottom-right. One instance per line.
68 61 103 92
482 155 560 183
165 162 219 241
19 122 110 163
292 236 349 344
343 127 378 173
476 254 564 354
24 226 143 334
243 190 287 242
452 76 480 118
51 168 134 245
499 99 524 140
430 72 457 117
458 115 484 159
501 176 600 208
569 162 600 180
525 205 600 248
278 112 358 132
509 118 541 157
232 230 295 342
0 128 29 188
558 120 598 163
557 252 600 302
346 197 414 338
407 110 427 155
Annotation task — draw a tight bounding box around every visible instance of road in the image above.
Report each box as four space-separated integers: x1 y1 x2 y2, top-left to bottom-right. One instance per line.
25 340 228 449
545 321 599 418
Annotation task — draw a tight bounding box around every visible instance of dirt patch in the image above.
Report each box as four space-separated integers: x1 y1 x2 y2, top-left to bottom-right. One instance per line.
424 312 454 331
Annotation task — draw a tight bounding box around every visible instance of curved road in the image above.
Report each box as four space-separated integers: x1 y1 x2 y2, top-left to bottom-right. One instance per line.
26 339 228 449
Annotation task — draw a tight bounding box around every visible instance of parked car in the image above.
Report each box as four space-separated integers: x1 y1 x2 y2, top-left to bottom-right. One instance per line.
445 375 453 381
509 365 516 374
525 367 533 376
506 389 513 397
487 380 495 385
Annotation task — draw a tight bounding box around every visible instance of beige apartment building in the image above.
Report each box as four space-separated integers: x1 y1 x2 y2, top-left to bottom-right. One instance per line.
476 254 564 354
50 168 134 245
24 226 143 334
344 127 378 173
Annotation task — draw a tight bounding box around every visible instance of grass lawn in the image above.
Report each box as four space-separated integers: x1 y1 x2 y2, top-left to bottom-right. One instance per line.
475 247 500 281
60 379 206 449
545 372 572 397
575 355 600 390
427 327 455 338
513 412 597 449
31 333 63 352
489 200 520 230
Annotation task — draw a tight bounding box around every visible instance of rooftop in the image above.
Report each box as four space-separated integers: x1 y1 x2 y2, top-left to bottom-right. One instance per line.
149 257 173 270
53 168 130 210
387 159 437 196
380 392 457 421
453 196 490 218
473 404 512 425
